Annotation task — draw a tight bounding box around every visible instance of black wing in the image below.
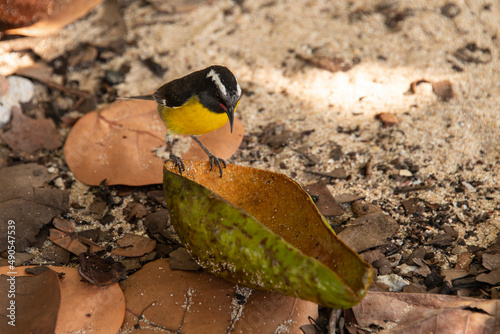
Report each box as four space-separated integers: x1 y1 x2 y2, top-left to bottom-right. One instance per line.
152 68 209 108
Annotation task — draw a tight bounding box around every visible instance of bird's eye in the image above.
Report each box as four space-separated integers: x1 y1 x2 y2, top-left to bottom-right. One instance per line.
215 92 221 100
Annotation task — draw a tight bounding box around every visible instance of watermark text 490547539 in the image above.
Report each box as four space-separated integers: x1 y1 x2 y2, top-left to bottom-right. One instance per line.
6 219 17 327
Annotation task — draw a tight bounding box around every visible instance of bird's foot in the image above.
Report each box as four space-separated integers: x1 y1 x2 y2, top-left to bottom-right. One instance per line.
169 153 185 175
208 154 227 178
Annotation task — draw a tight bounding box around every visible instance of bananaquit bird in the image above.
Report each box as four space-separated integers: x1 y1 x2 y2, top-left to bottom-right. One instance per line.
122 65 241 177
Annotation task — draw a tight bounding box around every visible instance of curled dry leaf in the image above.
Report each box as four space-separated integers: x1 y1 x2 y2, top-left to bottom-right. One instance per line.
0 265 125 333
120 258 317 333
1 0 104 36
64 100 244 186
163 160 373 309
352 291 499 333
78 252 126 286
111 234 156 257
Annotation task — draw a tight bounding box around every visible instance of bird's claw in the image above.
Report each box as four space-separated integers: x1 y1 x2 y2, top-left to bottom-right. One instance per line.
169 153 185 175
208 155 226 177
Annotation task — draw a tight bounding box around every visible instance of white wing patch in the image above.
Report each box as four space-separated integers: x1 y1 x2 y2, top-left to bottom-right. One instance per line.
207 69 227 97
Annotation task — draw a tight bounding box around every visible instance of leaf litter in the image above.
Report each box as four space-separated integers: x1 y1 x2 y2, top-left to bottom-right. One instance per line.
64 99 244 186
0 163 68 252
352 291 499 333
0 266 60 334
0 265 125 333
163 160 373 309
0 0 499 332
120 258 317 333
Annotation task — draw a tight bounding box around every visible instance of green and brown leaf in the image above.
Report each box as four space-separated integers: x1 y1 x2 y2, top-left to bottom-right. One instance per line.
163 160 373 309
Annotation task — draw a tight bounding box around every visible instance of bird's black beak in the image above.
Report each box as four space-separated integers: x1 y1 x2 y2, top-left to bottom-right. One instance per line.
225 106 234 133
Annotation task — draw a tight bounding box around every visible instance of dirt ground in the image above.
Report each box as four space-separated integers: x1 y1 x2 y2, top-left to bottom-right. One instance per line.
0 0 499 332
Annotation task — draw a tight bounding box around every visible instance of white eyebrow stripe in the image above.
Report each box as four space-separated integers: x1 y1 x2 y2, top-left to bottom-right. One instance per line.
207 69 227 96
236 82 241 97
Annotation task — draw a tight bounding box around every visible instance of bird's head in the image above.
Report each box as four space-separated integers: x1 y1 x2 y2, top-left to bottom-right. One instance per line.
201 65 241 132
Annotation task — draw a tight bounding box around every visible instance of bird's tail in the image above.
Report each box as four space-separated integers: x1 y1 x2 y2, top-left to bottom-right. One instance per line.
117 95 155 101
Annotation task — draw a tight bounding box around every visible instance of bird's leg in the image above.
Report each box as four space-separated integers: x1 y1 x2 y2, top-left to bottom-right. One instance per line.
190 135 226 177
165 134 185 175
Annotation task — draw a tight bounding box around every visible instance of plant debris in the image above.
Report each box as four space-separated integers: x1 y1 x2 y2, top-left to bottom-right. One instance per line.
304 181 344 216
0 0 499 331
111 234 156 257
78 252 126 286
0 163 68 252
1 107 61 153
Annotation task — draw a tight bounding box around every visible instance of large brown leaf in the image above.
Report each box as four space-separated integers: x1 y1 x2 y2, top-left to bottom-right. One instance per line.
64 100 244 186
0 265 126 333
120 258 317 333
0 267 60 334
352 291 499 333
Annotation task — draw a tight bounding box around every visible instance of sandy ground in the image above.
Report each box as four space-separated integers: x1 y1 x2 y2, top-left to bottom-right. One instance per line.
106 0 500 249
1 0 499 279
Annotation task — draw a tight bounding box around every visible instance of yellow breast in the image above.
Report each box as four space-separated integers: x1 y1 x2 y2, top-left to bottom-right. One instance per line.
158 96 229 136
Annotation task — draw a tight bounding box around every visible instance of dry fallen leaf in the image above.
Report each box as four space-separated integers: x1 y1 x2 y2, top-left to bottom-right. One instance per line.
1 0 104 36
352 291 499 333
111 234 156 257
0 163 50 202
48 218 104 255
0 267 61 334
64 100 244 186
169 247 202 271
78 252 126 286
376 112 399 126
476 269 500 285
120 258 317 333
0 163 68 252
337 212 399 253
0 265 126 333
304 181 344 216
1 107 61 153
49 229 88 255
482 253 500 270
